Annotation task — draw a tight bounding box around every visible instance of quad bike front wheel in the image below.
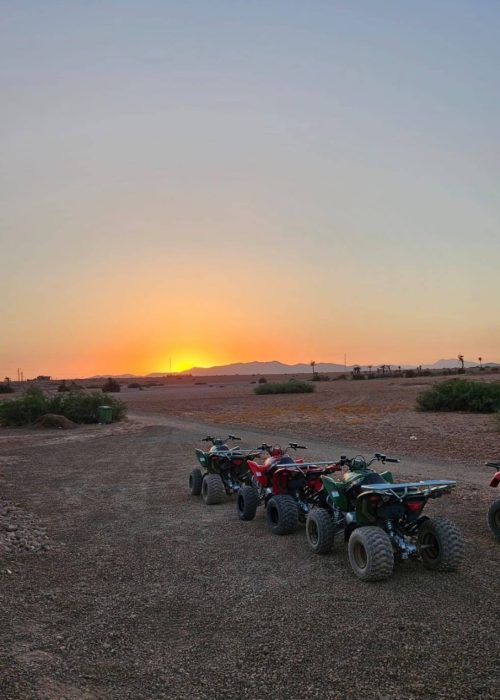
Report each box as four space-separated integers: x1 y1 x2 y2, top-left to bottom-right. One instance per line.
487 499 500 540
201 474 225 505
189 468 203 496
417 517 464 571
266 495 299 535
306 508 335 554
237 485 259 521
347 526 394 582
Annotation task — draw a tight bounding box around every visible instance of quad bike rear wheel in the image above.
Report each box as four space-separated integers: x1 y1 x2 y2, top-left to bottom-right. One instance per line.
487 499 500 540
201 474 225 505
417 517 464 571
237 485 259 521
266 495 299 535
306 508 335 554
347 526 394 582
189 468 203 496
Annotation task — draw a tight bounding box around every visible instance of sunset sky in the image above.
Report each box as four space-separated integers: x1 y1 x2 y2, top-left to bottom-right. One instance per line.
2 1 499 377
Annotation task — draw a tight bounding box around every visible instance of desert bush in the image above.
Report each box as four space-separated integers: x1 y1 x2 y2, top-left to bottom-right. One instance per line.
258 377 267 384
0 388 126 426
102 377 121 393
0 387 48 425
404 369 415 378
0 383 14 394
128 382 142 389
254 381 314 395
416 380 500 413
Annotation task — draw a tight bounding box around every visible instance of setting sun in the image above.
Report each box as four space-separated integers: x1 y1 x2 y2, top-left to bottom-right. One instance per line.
159 353 216 374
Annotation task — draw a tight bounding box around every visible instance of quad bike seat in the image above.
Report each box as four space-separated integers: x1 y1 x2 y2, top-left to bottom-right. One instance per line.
277 456 295 465
344 470 389 494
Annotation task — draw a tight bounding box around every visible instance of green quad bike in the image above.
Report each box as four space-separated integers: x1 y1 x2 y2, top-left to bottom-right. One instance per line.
305 453 464 582
189 435 262 506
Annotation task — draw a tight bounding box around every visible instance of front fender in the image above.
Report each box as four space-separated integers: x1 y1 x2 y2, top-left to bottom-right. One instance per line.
490 471 500 488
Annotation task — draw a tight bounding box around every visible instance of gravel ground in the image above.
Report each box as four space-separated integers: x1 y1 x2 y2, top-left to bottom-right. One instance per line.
1 411 499 699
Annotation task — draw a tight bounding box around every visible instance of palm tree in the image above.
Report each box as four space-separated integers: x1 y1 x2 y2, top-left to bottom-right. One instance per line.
310 360 316 378
478 356 483 369
458 354 465 371
367 365 373 377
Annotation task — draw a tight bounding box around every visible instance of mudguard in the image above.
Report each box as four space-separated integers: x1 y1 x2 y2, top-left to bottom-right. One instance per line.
321 475 349 511
195 449 209 469
490 471 500 488
355 492 379 525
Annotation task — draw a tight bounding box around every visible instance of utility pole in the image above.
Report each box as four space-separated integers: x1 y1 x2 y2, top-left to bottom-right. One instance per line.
344 353 347 370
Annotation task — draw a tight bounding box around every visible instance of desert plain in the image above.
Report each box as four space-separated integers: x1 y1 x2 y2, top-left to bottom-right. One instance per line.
1 373 499 699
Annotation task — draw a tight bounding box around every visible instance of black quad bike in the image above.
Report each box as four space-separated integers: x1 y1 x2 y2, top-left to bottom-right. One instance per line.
189 435 262 506
486 460 500 540
305 453 464 582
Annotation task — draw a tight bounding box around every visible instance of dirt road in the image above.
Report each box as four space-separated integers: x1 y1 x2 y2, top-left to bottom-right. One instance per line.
1 414 499 699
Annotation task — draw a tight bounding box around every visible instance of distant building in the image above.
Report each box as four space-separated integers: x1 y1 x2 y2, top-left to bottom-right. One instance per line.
35 375 51 381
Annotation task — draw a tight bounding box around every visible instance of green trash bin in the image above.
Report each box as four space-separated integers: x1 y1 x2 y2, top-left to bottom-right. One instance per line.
97 405 113 424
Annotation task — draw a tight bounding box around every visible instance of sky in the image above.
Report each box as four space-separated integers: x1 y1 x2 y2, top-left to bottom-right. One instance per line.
1 1 499 377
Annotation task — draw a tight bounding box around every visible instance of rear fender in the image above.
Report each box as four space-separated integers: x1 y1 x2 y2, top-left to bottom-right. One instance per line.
355 492 379 525
271 468 288 495
490 471 500 488
379 470 394 483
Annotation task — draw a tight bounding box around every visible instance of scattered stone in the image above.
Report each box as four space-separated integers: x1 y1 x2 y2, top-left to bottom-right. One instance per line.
0 497 51 557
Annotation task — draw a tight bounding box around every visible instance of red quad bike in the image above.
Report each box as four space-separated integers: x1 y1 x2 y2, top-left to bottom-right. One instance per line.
237 443 341 535
486 461 500 540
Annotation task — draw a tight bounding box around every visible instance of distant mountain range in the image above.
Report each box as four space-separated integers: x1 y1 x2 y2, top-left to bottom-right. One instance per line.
147 358 499 377
88 358 499 379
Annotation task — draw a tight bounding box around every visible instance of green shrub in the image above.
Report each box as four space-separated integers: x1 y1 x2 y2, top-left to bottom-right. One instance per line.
0 388 126 426
254 381 315 395
416 380 500 413
48 392 126 423
0 383 14 394
404 369 415 378
258 377 267 384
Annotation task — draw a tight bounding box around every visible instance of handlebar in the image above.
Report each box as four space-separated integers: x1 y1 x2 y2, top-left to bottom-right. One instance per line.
289 443 307 450
201 435 241 443
486 461 500 468
374 453 400 464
